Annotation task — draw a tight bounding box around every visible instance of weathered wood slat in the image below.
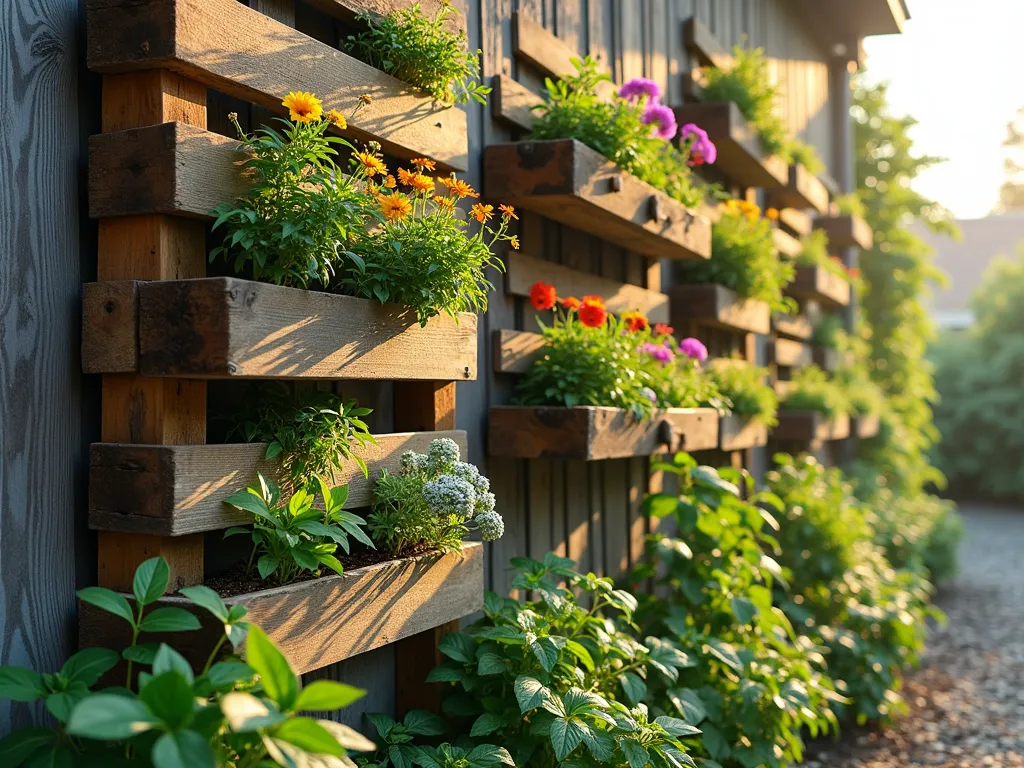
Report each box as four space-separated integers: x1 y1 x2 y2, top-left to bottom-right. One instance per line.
303 0 464 33
671 103 787 188
484 140 712 261
83 281 139 373
773 227 802 258
767 164 830 215
89 430 467 536
772 312 813 341
505 252 669 323
786 267 851 308
82 277 478 380
493 329 544 374
683 16 733 69
669 284 771 335
511 12 616 99
772 338 811 368
719 414 768 451
854 413 880 439
79 543 484 674
86 0 468 170
814 214 874 250
777 207 812 237
488 405 719 460
773 411 850 441
491 74 542 131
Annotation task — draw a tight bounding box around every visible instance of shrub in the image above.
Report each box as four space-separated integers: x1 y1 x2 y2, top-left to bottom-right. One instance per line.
359 711 512 768
707 362 778 426
778 365 849 418
794 229 854 283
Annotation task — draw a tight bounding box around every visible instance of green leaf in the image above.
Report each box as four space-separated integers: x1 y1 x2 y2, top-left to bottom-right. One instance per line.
152 644 194 684
122 644 160 664
66 693 157 740
257 555 280 580
529 637 561 672
224 489 272 519
220 691 285 732
274 717 344 757
151 730 216 768
178 585 229 622
0 729 56 766
295 680 365 712
139 607 201 633
424 663 464 683
620 739 651 768
514 676 552 714
654 716 702 738
469 712 502 737
202 661 255 691
730 597 757 625
77 587 135 625
476 651 506 676
21 743 72 768
667 688 707 724
549 717 585 760
466 744 515 766
700 722 730 760
438 633 475 663
60 648 119 687
0 666 44 701
619 671 646 705
245 625 299 711
133 557 171 606
139 671 197 731
317 719 376 753
403 710 445 736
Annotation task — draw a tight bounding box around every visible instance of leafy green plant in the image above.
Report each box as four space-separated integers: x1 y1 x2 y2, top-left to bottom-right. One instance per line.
778 365 849 418
369 438 503 556
425 553 700 767
700 45 823 173
344 3 489 105
866 488 961 584
225 474 373 584
0 557 372 767
674 199 796 313
707 362 778 426
794 229 852 284
834 363 885 418
359 711 514 768
530 57 707 208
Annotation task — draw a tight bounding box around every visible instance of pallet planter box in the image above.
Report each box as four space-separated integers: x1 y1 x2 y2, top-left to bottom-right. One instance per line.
785 267 851 308
773 227 802 258
82 278 478 380
814 214 873 250
773 411 851 441
669 284 770 335
80 543 484 675
484 139 712 261
773 313 813 341
718 414 768 451
772 338 811 368
854 413 881 439
488 406 719 460
767 164 830 215
671 102 788 188
86 0 468 170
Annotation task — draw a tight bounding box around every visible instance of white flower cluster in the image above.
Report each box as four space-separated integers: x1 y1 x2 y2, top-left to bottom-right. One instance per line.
423 475 477 521
476 511 504 541
400 450 429 475
426 438 461 474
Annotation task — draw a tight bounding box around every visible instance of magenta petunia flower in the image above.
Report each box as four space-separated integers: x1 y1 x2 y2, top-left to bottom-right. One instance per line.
679 337 708 362
641 341 675 366
619 77 662 103
680 123 717 166
642 104 678 141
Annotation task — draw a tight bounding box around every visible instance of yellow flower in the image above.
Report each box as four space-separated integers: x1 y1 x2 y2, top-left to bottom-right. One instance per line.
282 91 323 123
411 157 437 171
499 204 518 221
766 207 780 221
397 168 415 186
359 94 373 105
433 195 456 212
378 194 413 220
409 174 435 194
510 235 520 250
471 203 494 223
384 175 397 189
356 152 388 177
439 175 478 199
325 109 347 129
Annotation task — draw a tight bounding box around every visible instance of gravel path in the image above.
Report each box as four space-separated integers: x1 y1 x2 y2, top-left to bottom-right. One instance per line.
806 504 1024 768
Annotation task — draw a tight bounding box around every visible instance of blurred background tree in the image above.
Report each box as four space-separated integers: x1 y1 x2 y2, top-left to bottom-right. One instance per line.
995 107 1024 213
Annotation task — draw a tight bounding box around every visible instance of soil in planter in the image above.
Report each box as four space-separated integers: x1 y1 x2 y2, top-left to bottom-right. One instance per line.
205 542 436 598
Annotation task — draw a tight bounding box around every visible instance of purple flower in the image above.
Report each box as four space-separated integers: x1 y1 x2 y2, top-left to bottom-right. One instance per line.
619 77 662 103
679 337 708 362
680 123 717 166
641 341 675 366
640 387 658 404
642 104 678 141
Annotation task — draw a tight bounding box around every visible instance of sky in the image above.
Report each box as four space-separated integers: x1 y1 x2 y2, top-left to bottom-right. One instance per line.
862 0 1024 220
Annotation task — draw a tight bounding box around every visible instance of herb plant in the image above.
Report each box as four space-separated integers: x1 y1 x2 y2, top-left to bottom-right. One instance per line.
794 229 855 283
778 365 850 418
344 3 490 105
426 553 701 767
225 474 373 584
707 362 779 426
359 711 513 768
0 557 373 767
369 438 503 556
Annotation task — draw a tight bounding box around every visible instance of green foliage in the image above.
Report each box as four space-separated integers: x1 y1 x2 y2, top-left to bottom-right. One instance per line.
794 229 851 284
700 45 823 173
369 438 503 556
359 711 513 768
426 553 699 767
224 474 372 584
531 57 706 208
707 363 778 426
778 365 849 418
0 558 371 767
674 202 796 313
344 3 489 105
811 314 844 349
867 489 961 584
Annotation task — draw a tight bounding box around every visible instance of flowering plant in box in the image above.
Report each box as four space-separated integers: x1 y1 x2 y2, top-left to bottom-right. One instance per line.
210 92 516 325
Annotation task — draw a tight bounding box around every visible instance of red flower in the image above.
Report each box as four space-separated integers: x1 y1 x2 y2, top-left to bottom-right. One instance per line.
561 296 581 311
847 267 860 279
654 323 674 336
529 281 557 310
579 303 608 328
622 311 649 333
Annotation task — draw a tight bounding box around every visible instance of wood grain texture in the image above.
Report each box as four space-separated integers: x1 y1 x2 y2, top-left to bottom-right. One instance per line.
772 337 811 368
772 227 802 258
488 406 719 460
484 140 711 261
814 214 873 250
719 414 768 451
512 11 615 99
505 251 669 322
671 102 787 188
854 413 880 439
82 281 138 373
669 284 771 335
86 0 469 170
89 431 468 535
773 411 851 441
82 278 478 380
766 164 830 215
786 267 851 308
491 74 541 131
80 543 485 674
493 329 545 374
777 206 812 237
772 312 813 340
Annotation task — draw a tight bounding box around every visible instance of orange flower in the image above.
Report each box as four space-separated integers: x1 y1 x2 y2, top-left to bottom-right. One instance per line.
622 311 649 333
561 296 582 311
325 109 347 129
581 295 605 308
766 207 780 221
529 281 557 310
433 195 456 212
356 152 387 177
579 303 608 328
439 176 478 199
510 235 520 250
411 158 437 171
397 168 416 186
654 323 674 336
499 204 518 221
384 175 397 189
471 203 494 223
408 173 435 194
847 267 860 279
378 193 412 220
282 91 322 123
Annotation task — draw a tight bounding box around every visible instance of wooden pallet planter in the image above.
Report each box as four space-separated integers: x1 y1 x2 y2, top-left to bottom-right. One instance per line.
669 284 770 335
773 228 802 258
80 543 484 675
786 267 851 308
492 74 542 131
777 207 812 237
88 430 468 536
772 338 811 368
484 140 712 261
489 405 719 460
719 414 768 451
82 278 477 380
814 214 874 250
772 312 813 341
773 411 850 441
671 102 788 188
86 0 468 170
766 164 830 215
853 413 881 439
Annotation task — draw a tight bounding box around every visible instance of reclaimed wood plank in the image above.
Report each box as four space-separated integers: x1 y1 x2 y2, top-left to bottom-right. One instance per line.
786 266 851 308
772 227 802 258
484 140 712 261
669 284 771 335
491 74 542 131
772 312 813 341
766 164 830 215
488 405 719 460
777 207 812 236
87 0 468 170
303 0 464 34
511 11 616 99
79 543 484 675
493 329 545 374
83 281 138 374
772 338 811 368
814 214 873 250
718 414 768 451
773 411 850 441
